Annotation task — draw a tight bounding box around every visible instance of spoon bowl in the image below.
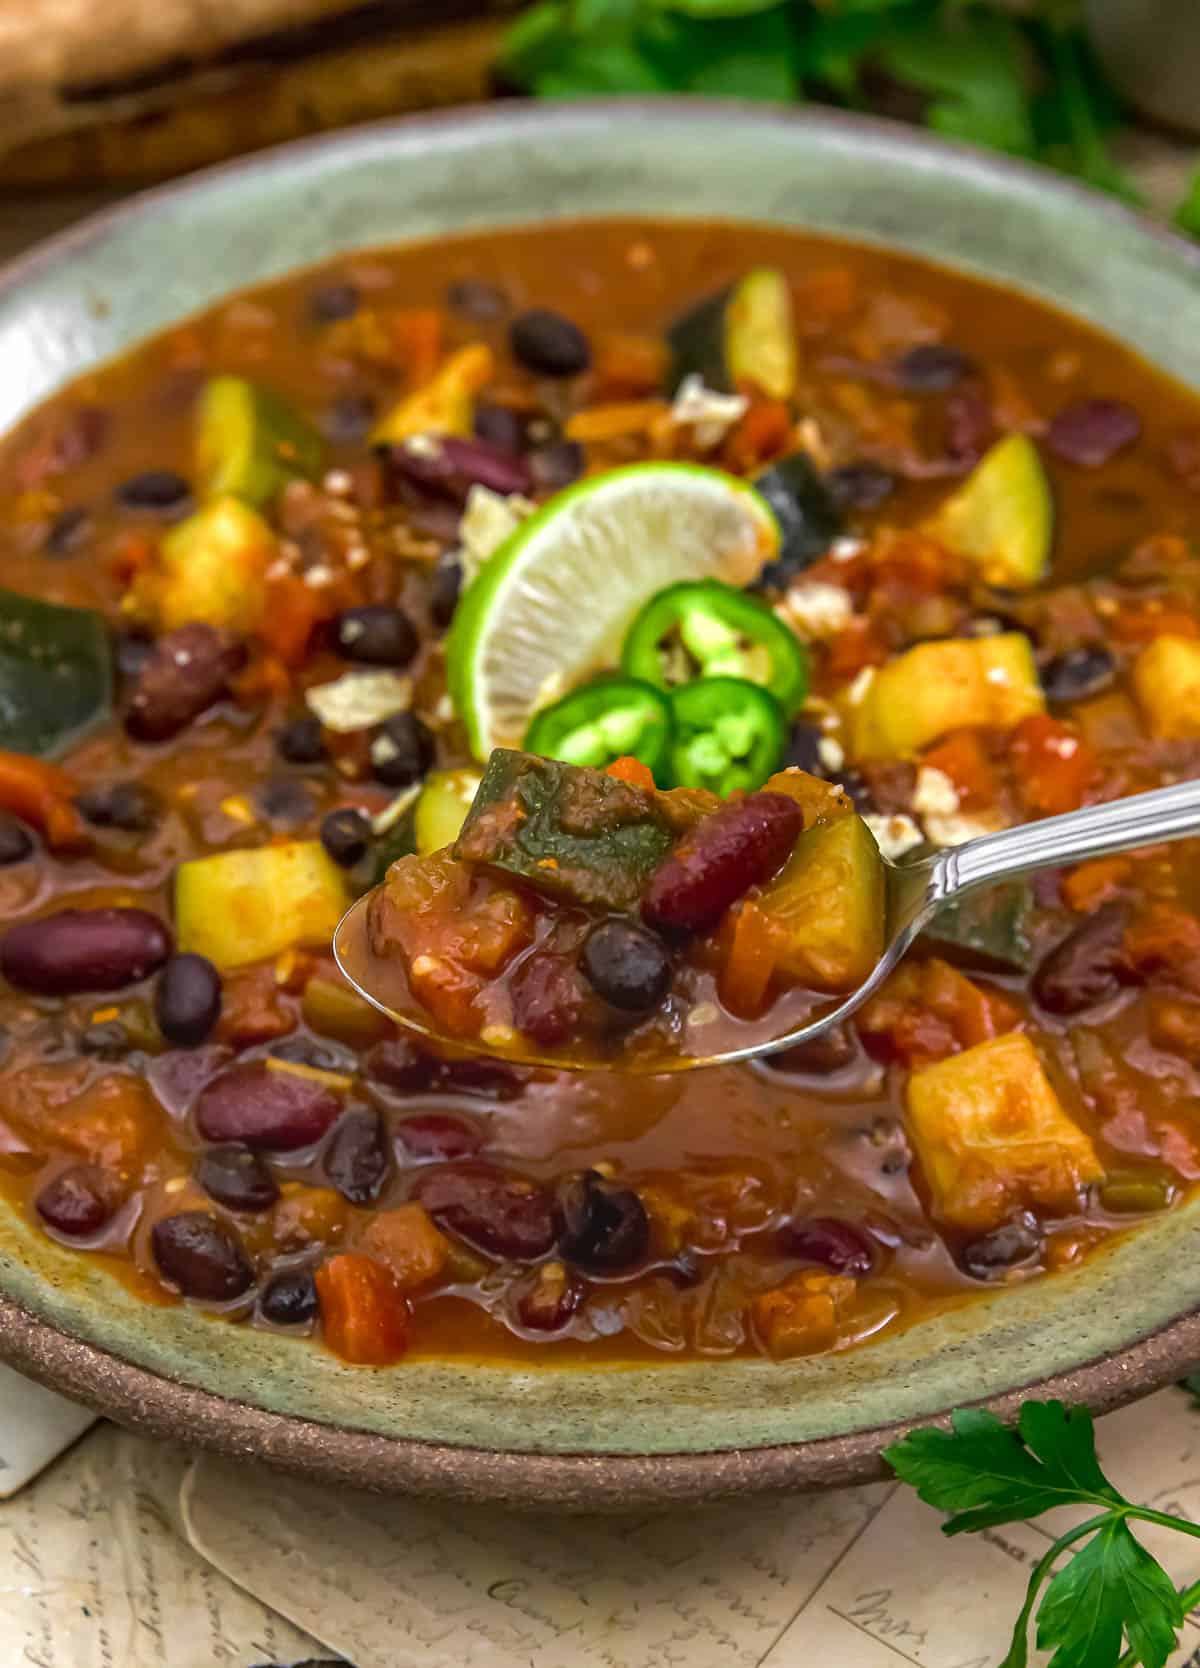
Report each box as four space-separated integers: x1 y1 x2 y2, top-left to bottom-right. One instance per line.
336 776 1200 1072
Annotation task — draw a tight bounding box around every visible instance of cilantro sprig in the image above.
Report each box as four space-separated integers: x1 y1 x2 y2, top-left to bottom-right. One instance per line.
885 1401 1200 1668
500 0 1200 232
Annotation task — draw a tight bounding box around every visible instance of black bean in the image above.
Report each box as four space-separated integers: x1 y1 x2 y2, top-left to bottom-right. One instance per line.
1046 399 1141 468
474 403 528 453
36 1165 117 1238
370 712 435 788
309 281 360 322
0 816 33 865
152 1210 254 1301
510 953 585 1047
893 342 973 393
79 1020 130 1057
1032 902 1130 1016
558 1171 648 1274
510 309 591 378
255 777 315 829
2 907 172 996
959 1214 1042 1280
324 1108 390 1204
429 557 463 628
156 953 222 1047
580 921 671 1013
275 713 327 766
74 780 160 833
195 1144 279 1213
322 393 376 444
528 439 585 491
783 720 826 777
125 623 245 743
43 504 90 557
447 278 509 321
334 604 419 669
269 1033 357 1075
259 1268 319 1327
320 807 371 868
115 470 191 513
778 1215 874 1276
825 461 895 511
1041 646 1115 704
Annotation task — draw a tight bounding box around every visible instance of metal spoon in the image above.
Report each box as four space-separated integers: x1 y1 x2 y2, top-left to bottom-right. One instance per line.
335 778 1200 1073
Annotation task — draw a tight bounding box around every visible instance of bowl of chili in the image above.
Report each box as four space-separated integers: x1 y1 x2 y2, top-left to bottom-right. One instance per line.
1 100 1200 1507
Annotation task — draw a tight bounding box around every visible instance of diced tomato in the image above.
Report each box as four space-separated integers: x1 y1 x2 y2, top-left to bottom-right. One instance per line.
823 617 890 686
316 1253 410 1365
921 730 999 811
1111 603 1200 644
718 900 779 1017
392 309 444 389
1123 904 1200 992
721 400 793 474
258 574 328 667
592 333 670 396
1010 715 1096 819
0 751 88 851
1062 857 1132 914
858 958 1020 1067
606 755 656 791
217 963 296 1047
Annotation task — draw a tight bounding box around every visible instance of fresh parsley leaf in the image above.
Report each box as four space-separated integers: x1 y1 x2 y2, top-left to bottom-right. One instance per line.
645 6 801 100
655 0 791 16
1034 1519 1182 1668
1175 169 1200 242
875 10 1035 157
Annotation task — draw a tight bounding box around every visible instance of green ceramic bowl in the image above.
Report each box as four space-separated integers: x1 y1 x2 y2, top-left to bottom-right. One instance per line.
3 101 1200 1509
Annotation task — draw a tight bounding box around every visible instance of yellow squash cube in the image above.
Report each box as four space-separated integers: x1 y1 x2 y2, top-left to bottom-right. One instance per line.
852 633 1044 760
1132 634 1200 739
175 840 350 970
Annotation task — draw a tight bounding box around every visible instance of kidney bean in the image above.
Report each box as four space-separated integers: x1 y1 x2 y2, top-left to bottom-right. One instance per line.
1046 398 1141 467
959 1214 1041 1280
414 1163 557 1259
944 386 994 466
387 435 534 502
778 1215 874 1276
75 780 160 833
0 816 33 865
115 469 190 513
642 793 805 935
438 1058 527 1101
394 1112 485 1161
509 953 585 1046
259 1268 319 1327
195 1144 279 1213
365 1036 442 1095
195 1062 342 1151
558 1171 649 1274
324 1108 390 1204
44 504 90 557
1041 646 1115 704
334 604 419 669
147 1044 232 1117
825 461 895 511
1 907 172 996
1032 902 1131 1016
510 309 591 377
474 403 529 453
580 922 671 1013
125 623 246 742
36 1165 118 1238
515 1262 580 1332
893 342 973 392
152 1210 254 1302
528 440 584 491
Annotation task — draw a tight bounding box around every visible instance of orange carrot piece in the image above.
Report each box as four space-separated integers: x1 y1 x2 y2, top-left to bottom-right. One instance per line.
315 1253 410 1365
0 751 88 851
606 756 656 791
565 401 670 443
721 400 793 474
1010 714 1097 819
1062 857 1132 914
258 574 327 667
392 309 444 389
921 731 999 811
718 900 779 1018
593 333 670 396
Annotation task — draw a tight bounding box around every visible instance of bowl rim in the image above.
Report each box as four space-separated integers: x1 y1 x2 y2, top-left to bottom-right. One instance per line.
4 95 1200 1505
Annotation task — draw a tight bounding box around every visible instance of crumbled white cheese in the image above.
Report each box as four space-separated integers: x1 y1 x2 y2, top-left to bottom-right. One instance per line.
669 374 749 449
864 813 924 860
780 580 854 640
985 665 1011 686
371 781 423 835
922 809 1008 849
457 484 535 586
302 564 335 589
403 433 442 459
847 667 877 707
305 670 413 733
1052 735 1079 758
322 468 354 497
817 736 845 773
912 765 960 819
830 536 866 562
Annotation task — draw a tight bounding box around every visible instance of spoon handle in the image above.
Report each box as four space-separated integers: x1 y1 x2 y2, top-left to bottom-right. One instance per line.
942 777 1200 898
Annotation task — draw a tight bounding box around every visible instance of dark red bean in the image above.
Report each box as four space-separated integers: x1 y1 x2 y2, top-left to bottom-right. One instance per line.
259 1268 319 1327
324 1108 390 1204
558 1171 648 1274
825 461 895 511
1032 902 1131 1016
310 280 360 322
365 1037 442 1095
75 780 160 833
437 1057 526 1101
515 1266 581 1332
580 922 671 1013
1046 399 1141 468
147 1044 232 1118
125 623 245 742
944 386 995 466
394 1112 484 1161
1 907 172 996
642 793 805 935
370 712 435 788
386 435 533 502
152 1210 254 1302
414 1163 557 1259
474 404 529 453
115 470 190 513
36 1165 118 1239
959 1214 1041 1280
510 309 591 378
509 953 585 1046
893 343 973 392
155 953 222 1047
195 1062 342 1152
778 1216 875 1276
334 604 419 668
0 816 33 865
195 1145 279 1213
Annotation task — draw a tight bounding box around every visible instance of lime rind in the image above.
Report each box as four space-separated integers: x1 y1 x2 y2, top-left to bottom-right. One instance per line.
447 463 781 760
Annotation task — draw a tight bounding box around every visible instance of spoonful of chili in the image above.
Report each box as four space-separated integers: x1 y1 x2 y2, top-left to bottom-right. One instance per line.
334 750 1200 1074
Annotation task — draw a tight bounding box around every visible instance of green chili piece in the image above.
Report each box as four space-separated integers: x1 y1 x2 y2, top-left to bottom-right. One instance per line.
666 676 788 796
525 677 674 780
621 579 808 713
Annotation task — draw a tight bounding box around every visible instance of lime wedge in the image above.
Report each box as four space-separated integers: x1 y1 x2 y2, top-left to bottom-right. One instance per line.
446 463 780 759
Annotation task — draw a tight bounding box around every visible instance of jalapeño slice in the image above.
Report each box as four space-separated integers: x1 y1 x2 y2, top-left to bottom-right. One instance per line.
525 677 673 781
666 677 788 796
622 579 808 714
